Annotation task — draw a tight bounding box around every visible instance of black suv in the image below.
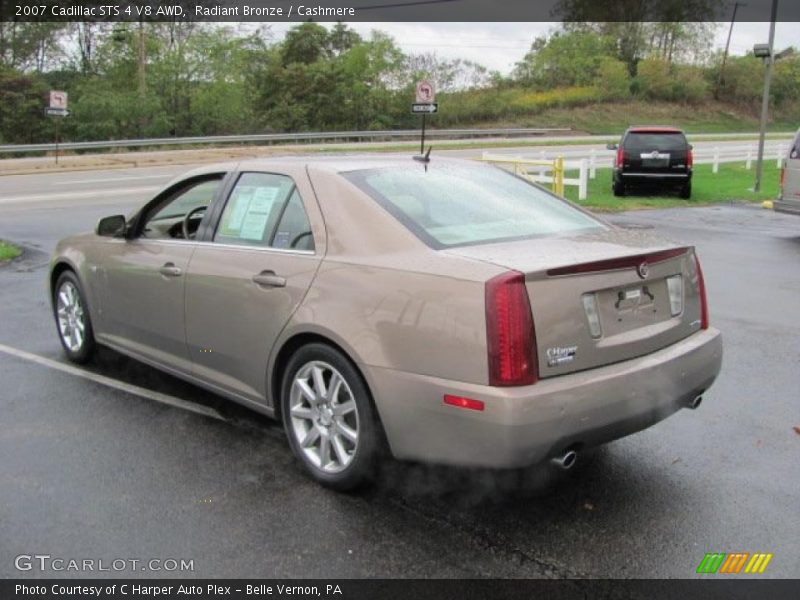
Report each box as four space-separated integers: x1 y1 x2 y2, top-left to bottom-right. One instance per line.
607 127 693 198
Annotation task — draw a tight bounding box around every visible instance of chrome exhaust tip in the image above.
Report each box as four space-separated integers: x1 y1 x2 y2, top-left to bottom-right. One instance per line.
688 396 703 410
550 450 578 470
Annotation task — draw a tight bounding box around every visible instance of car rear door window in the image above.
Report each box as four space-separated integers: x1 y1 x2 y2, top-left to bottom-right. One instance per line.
214 173 314 251
625 133 687 152
345 163 605 248
271 189 315 251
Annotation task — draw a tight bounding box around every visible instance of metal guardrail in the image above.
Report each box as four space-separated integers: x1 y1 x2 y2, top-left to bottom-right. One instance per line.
0 128 572 154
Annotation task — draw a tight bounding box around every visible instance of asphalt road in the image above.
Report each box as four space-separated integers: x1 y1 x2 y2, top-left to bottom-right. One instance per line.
1 164 799 579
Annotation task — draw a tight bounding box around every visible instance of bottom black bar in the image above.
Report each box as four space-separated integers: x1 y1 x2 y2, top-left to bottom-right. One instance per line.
2 580 800 600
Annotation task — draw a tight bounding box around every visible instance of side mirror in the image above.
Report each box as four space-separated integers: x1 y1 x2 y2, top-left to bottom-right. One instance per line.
606 143 618 150
688 144 694 150
96 215 127 237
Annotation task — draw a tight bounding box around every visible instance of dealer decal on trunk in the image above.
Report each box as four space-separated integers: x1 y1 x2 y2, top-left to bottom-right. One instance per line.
546 346 578 367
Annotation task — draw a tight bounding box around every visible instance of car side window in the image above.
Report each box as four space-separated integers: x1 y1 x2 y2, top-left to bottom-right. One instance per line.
142 177 222 240
214 173 314 251
271 189 314 251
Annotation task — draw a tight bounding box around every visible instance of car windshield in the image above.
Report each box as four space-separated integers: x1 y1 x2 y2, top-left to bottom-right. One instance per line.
344 163 606 248
625 132 687 152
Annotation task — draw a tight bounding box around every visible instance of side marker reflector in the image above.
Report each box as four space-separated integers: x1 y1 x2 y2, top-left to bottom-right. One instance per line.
443 394 485 412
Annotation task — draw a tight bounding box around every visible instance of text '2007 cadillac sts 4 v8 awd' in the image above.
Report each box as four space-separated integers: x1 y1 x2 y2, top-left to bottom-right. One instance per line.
49 156 722 489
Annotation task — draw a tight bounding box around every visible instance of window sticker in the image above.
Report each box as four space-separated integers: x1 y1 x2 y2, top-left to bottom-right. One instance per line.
225 186 254 232
273 231 291 248
239 186 280 240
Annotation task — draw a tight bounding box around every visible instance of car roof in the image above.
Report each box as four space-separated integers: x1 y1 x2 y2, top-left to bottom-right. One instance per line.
177 155 479 180
627 127 685 134
236 154 473 174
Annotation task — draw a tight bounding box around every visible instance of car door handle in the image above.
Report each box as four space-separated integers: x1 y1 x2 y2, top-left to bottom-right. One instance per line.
159 263 182 277
252 271 286 288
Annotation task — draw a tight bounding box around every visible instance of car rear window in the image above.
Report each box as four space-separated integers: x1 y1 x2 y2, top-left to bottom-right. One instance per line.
625 132 687 152
344 164 606 248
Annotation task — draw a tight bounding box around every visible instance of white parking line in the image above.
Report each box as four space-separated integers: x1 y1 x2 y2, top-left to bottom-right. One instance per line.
0 342 225 422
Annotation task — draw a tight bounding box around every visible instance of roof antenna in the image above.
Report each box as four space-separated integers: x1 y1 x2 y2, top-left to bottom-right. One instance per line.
414 145 432 164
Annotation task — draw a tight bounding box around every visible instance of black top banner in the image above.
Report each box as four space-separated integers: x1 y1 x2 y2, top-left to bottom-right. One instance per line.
2 0 799 22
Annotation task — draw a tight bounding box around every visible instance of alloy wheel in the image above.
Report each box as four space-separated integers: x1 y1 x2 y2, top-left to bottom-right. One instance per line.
288 360 359 474
56 281 86 352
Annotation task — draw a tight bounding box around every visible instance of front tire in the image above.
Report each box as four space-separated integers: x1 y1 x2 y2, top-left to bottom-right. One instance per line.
281 343 381 490
53 270 96 364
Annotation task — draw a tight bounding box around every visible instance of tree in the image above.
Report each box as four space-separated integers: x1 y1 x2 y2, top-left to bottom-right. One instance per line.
0 22 66 71
0 67 49 143
595 57 631 99
281 22 330 66
405 52 491 92
557 1 722 74
328 23 361 56
513 31 617 89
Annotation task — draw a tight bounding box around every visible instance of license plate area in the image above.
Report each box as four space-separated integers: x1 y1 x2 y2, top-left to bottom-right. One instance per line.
597 280 669 335
641 152 671 168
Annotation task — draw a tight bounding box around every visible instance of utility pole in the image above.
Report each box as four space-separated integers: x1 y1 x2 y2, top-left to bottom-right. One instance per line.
754 0 778 193
716 2 745 98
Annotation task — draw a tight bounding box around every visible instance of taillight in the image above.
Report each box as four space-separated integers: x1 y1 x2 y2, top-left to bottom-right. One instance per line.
687 149 694 168
694 253 709 330
485 271 538 386
616 147 624 168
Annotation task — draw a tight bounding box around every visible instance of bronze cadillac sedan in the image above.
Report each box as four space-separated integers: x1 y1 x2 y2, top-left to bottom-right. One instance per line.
49 157 722 489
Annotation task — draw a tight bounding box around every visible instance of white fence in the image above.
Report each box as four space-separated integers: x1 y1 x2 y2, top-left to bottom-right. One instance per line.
482 152 589 200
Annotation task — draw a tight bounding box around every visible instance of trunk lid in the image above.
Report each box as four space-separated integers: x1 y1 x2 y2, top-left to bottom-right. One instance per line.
445 229 705 378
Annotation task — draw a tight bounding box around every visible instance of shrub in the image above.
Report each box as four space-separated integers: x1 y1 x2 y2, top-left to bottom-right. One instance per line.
595 58 631 100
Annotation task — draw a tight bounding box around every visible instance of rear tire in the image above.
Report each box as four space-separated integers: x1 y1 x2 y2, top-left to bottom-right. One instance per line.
680 182 692 199
53 270 96 364
613 180 625 197
281 343 382 491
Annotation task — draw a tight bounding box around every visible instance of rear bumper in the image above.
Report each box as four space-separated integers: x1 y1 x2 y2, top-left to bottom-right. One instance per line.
773 199 800 216
365 328 722 468
614 170 692 186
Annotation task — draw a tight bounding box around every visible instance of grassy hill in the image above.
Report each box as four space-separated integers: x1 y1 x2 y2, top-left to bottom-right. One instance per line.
437 100 799 135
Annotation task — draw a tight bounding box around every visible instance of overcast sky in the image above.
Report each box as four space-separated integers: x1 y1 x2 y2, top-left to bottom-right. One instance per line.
265 21 798 74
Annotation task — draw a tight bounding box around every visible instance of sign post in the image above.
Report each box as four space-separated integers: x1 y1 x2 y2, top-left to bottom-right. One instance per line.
413 80 436 157
45 91 69 164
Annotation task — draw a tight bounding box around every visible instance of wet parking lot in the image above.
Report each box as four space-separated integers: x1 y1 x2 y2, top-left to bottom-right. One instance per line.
1 166 799 578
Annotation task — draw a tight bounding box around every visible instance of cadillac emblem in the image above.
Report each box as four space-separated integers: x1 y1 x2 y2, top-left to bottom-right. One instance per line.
637 261 649 279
